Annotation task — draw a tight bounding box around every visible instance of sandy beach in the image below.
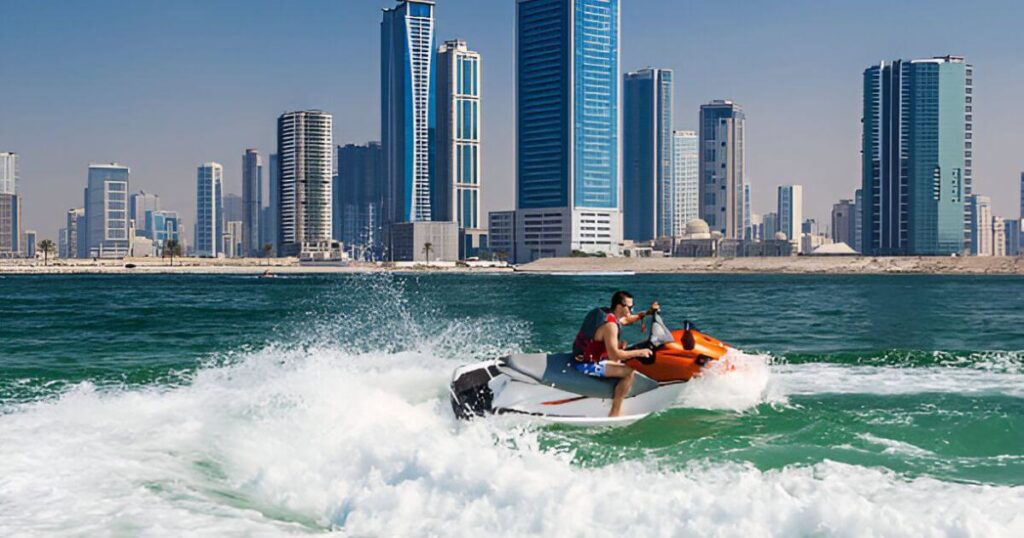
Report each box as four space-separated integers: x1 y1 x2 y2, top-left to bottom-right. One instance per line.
2 255 1023 275
516 255 1024 275
0 257 512 275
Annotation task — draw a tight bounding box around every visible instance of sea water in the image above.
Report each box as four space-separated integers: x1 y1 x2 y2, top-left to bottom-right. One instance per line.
1 273 1022 536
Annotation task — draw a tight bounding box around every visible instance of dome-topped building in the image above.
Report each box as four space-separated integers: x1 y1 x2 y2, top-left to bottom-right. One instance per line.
683 219 712 239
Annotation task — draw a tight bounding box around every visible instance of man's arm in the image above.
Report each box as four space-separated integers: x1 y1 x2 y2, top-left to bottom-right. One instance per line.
601 323 651 362
619 301 659 327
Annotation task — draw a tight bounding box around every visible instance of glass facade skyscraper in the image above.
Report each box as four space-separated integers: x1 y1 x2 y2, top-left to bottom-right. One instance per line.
778 185 803 248
699 100 745 239
0 152 21 257
515 0 621 261
195 162 223 257
129 191 159 238
242 149 262 256
623 68 672 242
334 142 384 260
436 39 485 259
862 56 972 256
671 130 699 236
381 0 436 225
264 153 279 254
0 152 17 195
84 163 130 258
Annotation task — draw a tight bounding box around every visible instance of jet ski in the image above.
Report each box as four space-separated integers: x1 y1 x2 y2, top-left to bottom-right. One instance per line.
449 311 731 425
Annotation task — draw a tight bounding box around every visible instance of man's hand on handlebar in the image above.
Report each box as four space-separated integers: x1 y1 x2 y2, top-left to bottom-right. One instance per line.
646 301 660 317
634 348 653 359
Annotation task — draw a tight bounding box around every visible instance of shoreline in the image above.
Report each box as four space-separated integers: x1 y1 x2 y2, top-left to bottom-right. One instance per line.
515 255 1024 275
0 257 512 275
2 255 1023 275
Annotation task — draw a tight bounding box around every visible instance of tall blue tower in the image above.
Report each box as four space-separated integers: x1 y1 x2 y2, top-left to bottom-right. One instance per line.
623 68 673 243
861 56 972 256
381 0 436 226
515 0 621 262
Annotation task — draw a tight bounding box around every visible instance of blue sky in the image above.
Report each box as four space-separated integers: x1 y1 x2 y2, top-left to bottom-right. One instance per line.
2 0 1022 240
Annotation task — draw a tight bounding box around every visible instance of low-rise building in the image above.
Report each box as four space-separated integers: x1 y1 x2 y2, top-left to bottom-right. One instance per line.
488 210 516 262
389 221 458 262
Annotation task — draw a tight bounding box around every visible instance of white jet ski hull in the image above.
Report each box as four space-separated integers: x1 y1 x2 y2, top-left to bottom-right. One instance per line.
450 357 685 422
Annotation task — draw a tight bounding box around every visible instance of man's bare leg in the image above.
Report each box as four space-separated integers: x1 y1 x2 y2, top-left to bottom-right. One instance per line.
604 363 635 417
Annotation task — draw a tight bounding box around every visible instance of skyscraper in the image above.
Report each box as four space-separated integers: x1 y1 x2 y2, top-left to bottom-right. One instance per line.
1019 172 1023 249
334 143 384 259
242 149 263 256
381 0 436 226
129 191 160 238
832 199 854 247
862 56 972 256
0 192 21 257
0 152 21 257
778 185 803 247
623 68 673 242
84 163 130 258
148 210 180 252
277 110 333 256
993 217 1006 256
222 193 244 224
743 183 752 240
762 212 779 240
1005 219 1020 256
515 0 621 261
0 152 17 195
195 163 223 257
671 130 699 236
699 100 745 239
969 194 992 256
264 153 279 254
436 39 485 258
854 188 864 253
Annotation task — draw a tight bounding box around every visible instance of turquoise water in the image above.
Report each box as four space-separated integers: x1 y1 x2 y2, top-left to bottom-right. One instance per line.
1 273 1023 535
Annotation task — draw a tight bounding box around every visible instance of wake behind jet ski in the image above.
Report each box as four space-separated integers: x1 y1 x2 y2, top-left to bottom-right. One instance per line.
449 309 731 425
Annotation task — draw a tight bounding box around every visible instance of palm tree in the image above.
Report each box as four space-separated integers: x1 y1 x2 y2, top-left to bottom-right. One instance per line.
262 243 273 265
163 239 182 266
38 239 55 266
421 242 434 264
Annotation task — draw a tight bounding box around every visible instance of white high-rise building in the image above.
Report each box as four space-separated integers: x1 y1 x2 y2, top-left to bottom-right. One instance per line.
195 162 224 257
436 39 485 259
671 130 699 236
969 195 992 256
778 185 803 249
0 152 17 195
277 110 333 256
993 216 1006 256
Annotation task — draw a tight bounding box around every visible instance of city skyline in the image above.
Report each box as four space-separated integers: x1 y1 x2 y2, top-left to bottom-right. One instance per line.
3 0 1024 242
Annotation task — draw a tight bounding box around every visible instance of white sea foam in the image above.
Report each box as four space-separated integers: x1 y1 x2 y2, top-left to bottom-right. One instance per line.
769 362 1024 399
2 342 1023 537
675 350 782 411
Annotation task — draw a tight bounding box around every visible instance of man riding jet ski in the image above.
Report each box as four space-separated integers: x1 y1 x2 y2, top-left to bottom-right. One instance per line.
450 292 731 425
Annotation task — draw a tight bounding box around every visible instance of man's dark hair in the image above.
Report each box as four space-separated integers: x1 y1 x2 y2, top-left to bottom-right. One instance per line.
610 290 633 307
